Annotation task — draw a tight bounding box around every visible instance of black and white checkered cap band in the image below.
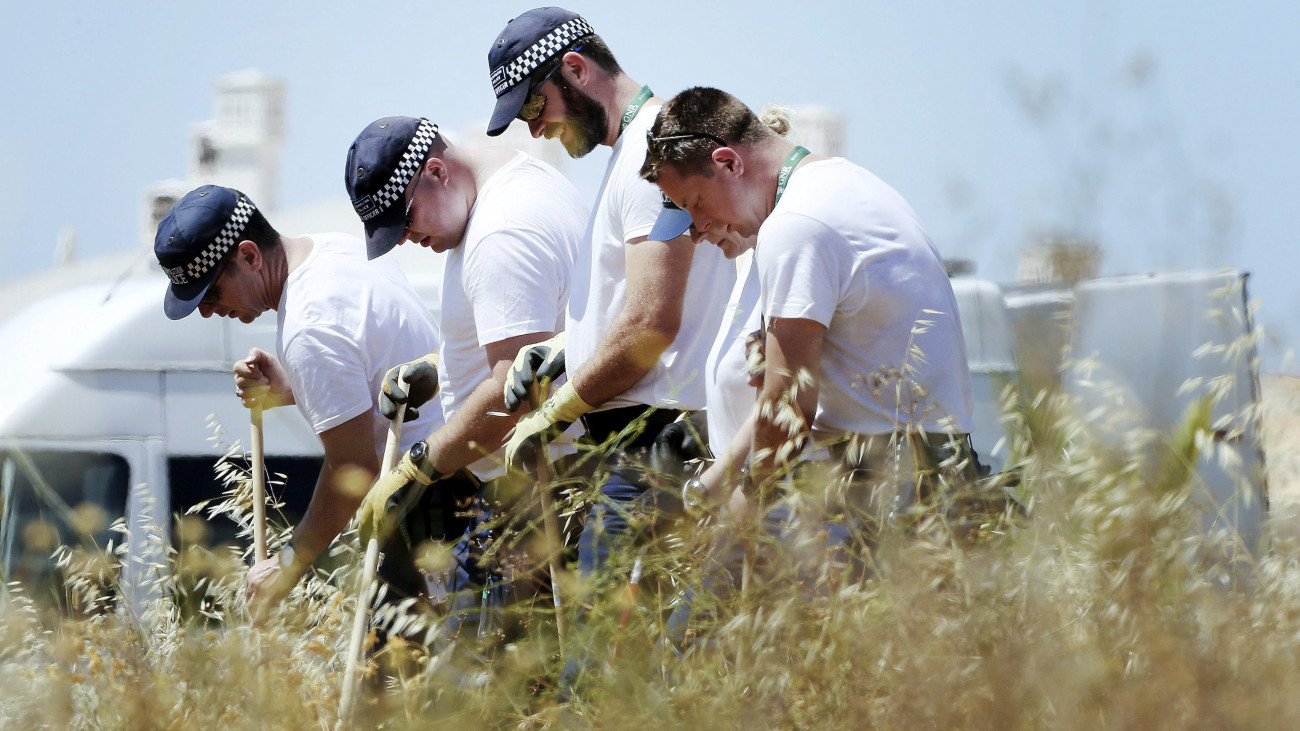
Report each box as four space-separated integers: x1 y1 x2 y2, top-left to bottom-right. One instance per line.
354 119 439 222
165 196 255 285
492 17 594 97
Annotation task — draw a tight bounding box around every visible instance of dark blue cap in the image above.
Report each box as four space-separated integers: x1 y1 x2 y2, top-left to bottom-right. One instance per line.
154 185 257 320
649 194 694 242
344 116 441 259
486 7 595 136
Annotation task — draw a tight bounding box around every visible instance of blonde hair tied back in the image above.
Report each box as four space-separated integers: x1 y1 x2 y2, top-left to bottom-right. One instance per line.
759 104 793 138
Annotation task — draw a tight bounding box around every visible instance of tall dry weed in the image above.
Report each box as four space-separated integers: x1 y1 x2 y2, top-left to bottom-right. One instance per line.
2 342 1295 728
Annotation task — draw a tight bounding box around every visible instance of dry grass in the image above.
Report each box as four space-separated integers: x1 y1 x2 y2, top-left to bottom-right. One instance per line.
1 370 1295 729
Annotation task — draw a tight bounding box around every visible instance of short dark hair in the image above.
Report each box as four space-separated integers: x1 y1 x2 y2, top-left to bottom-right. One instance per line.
241 203 282 253
574 33 621 75
640 87 771 183
207 202 280 273
527 32 622 89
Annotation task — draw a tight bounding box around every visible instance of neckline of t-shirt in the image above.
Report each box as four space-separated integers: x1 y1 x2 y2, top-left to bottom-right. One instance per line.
773 156 843 210
279 233 324 310
613 101 662 156
293 233 324 275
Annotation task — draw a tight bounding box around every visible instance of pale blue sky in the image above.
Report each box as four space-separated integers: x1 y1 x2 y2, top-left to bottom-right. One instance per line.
2 1 1295 369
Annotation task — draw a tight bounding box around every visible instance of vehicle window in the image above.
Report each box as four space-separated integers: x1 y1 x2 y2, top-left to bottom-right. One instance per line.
0 449 130 607
167 455 322 551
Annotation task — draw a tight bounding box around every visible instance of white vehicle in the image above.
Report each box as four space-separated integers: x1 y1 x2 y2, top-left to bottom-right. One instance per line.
1066 269 1267 553
0 246 442 616
950 276 1018 473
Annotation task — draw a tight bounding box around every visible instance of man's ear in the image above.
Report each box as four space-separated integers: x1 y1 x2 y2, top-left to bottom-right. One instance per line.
560 50 592 87
425 157 449 184
237 240 263 270
712 147 745 177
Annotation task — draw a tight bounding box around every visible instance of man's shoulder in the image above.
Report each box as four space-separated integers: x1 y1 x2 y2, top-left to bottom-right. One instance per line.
301 232 366 261
468 159 586 251
285 234 424 320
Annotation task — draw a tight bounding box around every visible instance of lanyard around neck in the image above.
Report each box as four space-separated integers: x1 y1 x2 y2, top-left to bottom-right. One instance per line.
619 85 654 137
774 145 811 207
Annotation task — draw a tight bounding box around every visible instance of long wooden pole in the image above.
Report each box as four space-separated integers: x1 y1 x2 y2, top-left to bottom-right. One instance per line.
530 386 566 647
250 406 268 563
337 406 405 728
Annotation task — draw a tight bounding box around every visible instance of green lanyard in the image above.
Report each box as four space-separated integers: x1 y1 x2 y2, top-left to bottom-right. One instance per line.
774 145 810 206
619 85 654 137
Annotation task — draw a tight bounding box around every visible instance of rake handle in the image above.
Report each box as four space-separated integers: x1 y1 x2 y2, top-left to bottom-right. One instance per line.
251 406 268 563
530 385 567 646
338 406 405 728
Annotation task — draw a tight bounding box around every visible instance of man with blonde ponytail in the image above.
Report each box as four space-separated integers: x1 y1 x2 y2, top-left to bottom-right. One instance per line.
642 87 979 556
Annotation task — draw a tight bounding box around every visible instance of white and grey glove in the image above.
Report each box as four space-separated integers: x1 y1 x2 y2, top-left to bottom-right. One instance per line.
503 332 566 412
379 353 440 422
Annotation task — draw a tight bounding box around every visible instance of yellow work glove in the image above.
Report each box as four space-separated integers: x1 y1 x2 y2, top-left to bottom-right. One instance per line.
503 332 566 412
379 353 440 422
503 381 593 471
357 441 443 547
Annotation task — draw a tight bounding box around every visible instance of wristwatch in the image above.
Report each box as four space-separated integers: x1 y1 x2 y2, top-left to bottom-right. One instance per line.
681 477 706 512
408 440 444 484
277 540 309 578
738 466 757 498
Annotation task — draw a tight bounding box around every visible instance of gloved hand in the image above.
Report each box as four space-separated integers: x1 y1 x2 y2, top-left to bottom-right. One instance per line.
648 410 712 481
379 353 440 422
358 442 443 547
504 381 593 470
503 332 566 412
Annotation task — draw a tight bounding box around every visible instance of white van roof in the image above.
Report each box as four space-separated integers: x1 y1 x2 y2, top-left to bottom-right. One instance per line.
0 238 442 443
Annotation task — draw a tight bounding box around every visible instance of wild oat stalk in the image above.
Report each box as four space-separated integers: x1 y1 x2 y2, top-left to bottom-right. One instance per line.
1 311 1293 728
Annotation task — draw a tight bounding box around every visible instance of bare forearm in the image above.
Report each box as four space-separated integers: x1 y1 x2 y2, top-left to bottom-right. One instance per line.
292 460 377 563
568 234 692 408
425 368 521 474
700 417 754 504
569 315 676 407
750 373 819 490
750 406 802 489
748 319 825 490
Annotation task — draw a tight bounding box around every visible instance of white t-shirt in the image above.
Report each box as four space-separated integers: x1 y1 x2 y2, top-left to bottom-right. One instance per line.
437 152 587 479
277 233 444 460
756 158 975 438
565 101 734 412
705 250 762 455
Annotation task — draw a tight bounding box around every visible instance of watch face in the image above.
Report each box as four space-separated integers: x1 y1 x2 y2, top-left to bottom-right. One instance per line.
278 544 297 570
410 440 428 463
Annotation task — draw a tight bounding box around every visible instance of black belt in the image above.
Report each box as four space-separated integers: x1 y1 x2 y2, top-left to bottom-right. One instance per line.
581 404 683 451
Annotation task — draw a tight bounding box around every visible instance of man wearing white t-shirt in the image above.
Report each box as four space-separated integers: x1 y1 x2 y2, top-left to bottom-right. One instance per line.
484 8 732 578
153 185 446 612
350 116 584 486
347 118 586 615
642 87 978 527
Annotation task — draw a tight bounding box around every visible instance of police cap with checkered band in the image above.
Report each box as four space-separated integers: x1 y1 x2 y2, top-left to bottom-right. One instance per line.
154 184 257 320
486 7 595 137
344 116 441 259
